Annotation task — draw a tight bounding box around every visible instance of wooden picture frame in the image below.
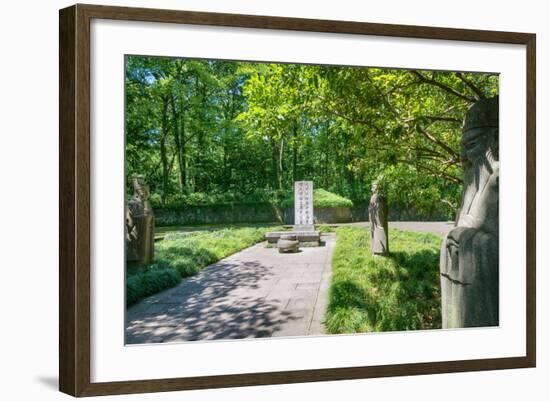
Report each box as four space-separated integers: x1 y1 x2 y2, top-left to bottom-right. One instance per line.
59 3 536 397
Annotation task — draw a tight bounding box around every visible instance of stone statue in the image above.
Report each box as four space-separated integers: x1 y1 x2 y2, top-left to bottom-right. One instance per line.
440 96 499 328
369 182 389 255
126 177 155 268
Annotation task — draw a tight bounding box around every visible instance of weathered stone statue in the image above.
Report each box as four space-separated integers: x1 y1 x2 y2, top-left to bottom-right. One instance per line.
440 96 499 328
369 183 389 256
126 177 155 268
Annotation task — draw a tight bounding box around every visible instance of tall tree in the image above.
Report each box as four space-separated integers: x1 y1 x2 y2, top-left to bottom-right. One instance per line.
126 55 498 218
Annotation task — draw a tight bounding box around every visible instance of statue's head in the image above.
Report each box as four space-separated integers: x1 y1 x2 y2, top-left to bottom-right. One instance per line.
461 96 499 170
371 174 386 194
133 176 150 201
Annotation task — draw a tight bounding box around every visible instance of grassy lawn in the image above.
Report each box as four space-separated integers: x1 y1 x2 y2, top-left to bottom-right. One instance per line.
126 225 282 306
325 227 442 333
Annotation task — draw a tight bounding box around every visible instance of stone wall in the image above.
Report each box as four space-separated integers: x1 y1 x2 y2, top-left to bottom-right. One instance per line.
351 201 451 222
284 207 352 224
154 202 451 226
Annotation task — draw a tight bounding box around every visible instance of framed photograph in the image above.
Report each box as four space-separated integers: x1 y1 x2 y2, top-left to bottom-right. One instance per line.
59 4 536 397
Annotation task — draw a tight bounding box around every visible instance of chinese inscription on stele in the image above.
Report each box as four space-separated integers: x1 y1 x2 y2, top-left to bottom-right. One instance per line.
294 181 314 231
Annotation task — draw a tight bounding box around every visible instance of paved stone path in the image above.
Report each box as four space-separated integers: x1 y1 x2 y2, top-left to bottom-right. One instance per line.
126 233 336 344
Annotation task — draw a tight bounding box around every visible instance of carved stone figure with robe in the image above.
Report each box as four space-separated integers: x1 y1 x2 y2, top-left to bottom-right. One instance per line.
369 182 389 256
440 96 499 328
126 177 155 268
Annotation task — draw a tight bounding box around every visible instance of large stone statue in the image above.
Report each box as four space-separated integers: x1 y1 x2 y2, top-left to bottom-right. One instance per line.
440 96 499 328
126 177 155 268
369 182 389 256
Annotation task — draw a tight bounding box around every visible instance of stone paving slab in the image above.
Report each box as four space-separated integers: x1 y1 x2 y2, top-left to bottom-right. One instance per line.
126 233 336 344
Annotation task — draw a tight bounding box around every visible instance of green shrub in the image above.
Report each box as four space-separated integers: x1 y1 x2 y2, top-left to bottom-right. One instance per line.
281 188 353 208
317 225 337 233
126 266 180 307
148 192 163 207
325 227 442 333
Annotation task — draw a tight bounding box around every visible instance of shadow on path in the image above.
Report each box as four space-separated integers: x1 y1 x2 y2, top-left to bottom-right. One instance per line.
126 258 299 343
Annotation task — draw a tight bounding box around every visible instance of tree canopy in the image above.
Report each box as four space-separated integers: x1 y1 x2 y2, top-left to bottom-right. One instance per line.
125 56 498 218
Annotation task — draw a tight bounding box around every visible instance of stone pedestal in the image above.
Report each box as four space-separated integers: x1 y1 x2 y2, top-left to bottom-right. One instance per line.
266 230 320 246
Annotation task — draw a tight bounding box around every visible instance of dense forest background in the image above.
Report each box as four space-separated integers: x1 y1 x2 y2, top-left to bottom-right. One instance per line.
125 56 498 219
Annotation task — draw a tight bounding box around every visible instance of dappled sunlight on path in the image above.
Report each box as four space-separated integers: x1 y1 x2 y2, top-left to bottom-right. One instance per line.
126 234 336 344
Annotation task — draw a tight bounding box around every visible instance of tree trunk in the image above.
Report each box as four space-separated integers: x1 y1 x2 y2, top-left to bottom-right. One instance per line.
271 137 278 189
160 98 170 204
292 126 298 182
279 137 285 190
195 131 204 192
170 96 186 191
222 138 230 189
177 111 187 190
194 80 207 192
324 150 329 189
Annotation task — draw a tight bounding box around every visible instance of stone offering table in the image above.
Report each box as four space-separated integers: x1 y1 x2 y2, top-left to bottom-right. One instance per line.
266 230 321 246
266 181 320 246
277 234 300 253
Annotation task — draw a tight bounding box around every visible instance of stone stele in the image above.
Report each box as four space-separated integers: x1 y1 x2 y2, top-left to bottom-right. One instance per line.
293 180 315 231
368 187 389 255
126 177 155 268
265 180 320 246
440 96 499 328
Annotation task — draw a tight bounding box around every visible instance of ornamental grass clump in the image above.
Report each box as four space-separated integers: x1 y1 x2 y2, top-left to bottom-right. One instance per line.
325 227 442 333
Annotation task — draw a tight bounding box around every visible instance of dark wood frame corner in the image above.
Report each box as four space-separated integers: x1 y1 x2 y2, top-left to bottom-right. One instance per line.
59 3 536 397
